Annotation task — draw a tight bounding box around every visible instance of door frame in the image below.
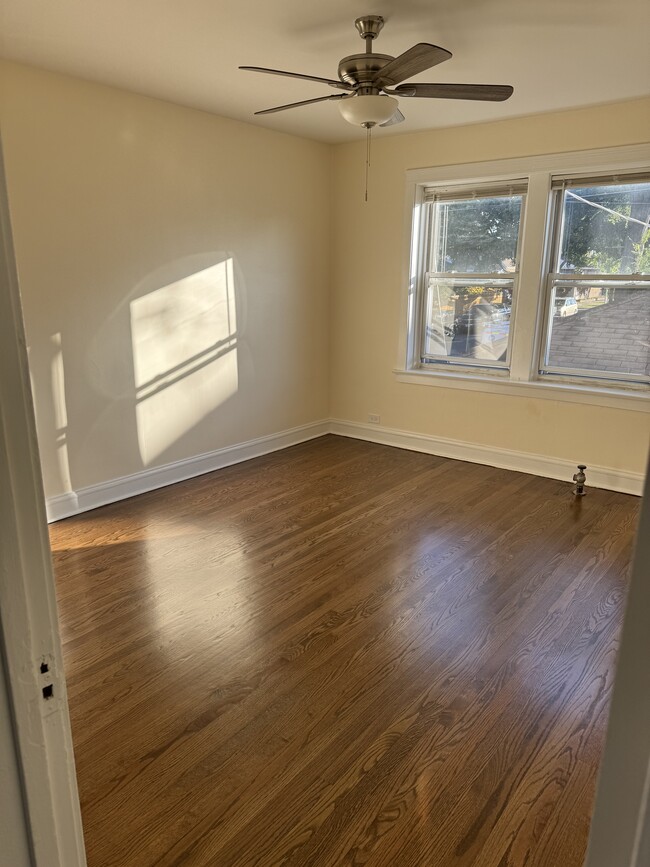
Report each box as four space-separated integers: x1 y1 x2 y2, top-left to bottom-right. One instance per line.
585 453 650 867
0 138 86 866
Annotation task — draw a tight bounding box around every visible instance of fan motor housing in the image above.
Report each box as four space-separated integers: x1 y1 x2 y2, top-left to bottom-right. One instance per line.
338 53 393 89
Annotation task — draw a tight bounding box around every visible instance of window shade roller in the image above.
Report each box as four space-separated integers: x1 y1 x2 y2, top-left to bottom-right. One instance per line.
423 180 528 203
551 170 650 190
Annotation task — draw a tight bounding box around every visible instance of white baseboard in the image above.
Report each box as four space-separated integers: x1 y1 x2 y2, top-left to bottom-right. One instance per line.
46 491 80 522
46 416 644 521
329 419 645 497
45 420 330 522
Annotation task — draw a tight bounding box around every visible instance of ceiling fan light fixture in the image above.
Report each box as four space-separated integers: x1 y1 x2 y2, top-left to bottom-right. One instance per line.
338 94 398 128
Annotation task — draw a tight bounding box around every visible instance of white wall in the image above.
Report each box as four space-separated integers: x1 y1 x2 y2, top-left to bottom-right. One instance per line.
331 98 650 477
0 61 331 500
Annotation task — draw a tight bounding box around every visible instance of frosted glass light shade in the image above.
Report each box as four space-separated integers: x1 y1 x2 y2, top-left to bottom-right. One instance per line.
338 94 398 127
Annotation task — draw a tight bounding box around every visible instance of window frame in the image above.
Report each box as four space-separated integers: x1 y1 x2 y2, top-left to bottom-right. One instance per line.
398 144 650 412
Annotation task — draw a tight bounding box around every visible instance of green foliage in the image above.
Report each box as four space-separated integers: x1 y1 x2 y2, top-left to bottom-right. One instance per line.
634 228 650 273
432 183 650 276
560 184 650 274
434 196 522 272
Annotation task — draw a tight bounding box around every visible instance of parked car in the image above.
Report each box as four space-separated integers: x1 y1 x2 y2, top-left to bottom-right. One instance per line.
553 297 578 318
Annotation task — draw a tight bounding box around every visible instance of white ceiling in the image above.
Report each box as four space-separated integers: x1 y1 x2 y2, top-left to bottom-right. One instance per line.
1 0 649 143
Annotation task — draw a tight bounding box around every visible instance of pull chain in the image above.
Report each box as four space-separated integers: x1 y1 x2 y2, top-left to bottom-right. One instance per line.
365 124 372 202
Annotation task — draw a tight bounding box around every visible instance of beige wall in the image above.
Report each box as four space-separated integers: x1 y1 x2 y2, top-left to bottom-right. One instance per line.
1 59 649 499
331 98 650 474
0 61 331 498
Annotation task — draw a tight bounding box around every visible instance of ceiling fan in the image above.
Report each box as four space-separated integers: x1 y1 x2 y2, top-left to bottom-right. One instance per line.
240 15 514 130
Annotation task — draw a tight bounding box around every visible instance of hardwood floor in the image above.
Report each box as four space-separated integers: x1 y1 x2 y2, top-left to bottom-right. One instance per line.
50 436 640 867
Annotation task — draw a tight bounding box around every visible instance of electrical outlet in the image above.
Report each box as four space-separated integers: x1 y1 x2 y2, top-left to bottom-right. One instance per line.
368 414 381 424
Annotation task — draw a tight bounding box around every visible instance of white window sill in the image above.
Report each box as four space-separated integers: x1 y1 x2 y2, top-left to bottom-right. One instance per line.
393 368 650 413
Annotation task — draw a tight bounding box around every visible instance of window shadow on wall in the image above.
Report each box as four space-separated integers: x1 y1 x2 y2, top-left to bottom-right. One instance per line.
31 252 244 499
130 257 239 466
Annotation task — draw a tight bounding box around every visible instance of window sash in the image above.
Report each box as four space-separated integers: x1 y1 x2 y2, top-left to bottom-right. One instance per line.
538 279 650 384
540 368 650 385
548 275 650 284
420 277 516 370
547 182 650 278
425 191 525 275
426 271 519 279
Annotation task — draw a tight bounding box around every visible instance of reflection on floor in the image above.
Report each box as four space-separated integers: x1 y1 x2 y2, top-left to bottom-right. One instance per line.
50 436 639 867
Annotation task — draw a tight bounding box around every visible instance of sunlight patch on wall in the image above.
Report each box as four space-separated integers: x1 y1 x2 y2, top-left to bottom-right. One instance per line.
131 259 238 465
50 332 72 491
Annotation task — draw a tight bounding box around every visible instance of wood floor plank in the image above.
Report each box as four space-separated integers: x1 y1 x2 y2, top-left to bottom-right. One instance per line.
224 518 632 867
50 436 640 866
273 514 633 867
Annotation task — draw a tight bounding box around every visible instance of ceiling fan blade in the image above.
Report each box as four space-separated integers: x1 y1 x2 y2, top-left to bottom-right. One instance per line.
240 66 352 91
380 108 406 127
394 83 514 101
254 94 348 116
374 44 452 88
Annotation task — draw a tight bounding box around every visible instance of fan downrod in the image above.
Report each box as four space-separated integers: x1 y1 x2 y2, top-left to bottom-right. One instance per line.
355 15 384 53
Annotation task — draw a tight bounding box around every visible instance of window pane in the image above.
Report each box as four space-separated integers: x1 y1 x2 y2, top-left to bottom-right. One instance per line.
544 286 650 379
423 279 513 364
431 195 523 273
558 182 650 275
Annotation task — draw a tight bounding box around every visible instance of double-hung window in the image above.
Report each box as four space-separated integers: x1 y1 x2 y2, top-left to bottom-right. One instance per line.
540 174 650 386
418 182 526 373
403 146 650 403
